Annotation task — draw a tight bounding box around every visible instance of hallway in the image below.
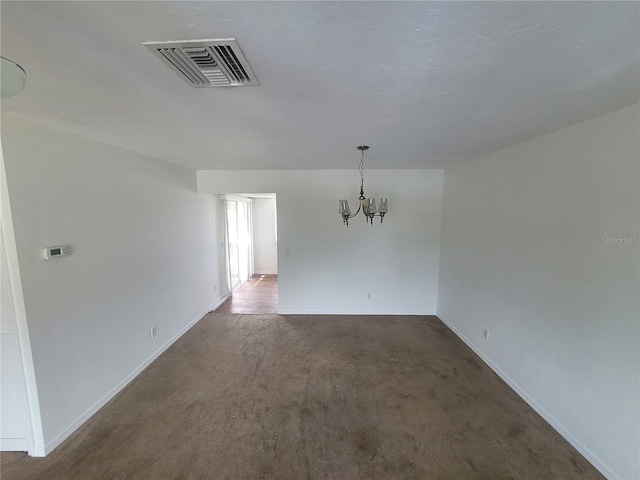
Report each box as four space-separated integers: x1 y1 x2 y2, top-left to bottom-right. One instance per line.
215 275 278 314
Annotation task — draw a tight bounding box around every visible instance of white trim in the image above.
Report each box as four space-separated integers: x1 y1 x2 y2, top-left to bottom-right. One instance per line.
43 295 228 455
0 143 45 457
0 438 29 451
277 309 436 315
437 313 618 480
218 194 254 203
208 295 229 313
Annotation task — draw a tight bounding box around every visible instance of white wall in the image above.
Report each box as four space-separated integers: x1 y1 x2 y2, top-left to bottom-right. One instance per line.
252 197 278 275
2 115 226 454
199 170 443 314
437 104 639 480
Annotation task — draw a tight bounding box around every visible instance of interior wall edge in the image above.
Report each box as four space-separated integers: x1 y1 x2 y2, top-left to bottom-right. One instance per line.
2 112 195 177
437 313 618 480
43 295 227 456
435 103 638 479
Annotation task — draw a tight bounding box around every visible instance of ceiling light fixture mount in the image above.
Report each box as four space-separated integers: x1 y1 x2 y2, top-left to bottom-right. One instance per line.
339 146 388 227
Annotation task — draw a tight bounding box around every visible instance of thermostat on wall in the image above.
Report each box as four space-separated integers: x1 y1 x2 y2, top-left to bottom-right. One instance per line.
43 246 68 260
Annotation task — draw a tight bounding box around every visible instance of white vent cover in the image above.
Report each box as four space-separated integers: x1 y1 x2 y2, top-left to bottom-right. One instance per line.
143 38 259 87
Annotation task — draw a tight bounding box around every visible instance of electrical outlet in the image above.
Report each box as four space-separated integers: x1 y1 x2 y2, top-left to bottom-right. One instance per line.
150 327 157 339
483 328 489 340
367 293 371 300
214 285 217 292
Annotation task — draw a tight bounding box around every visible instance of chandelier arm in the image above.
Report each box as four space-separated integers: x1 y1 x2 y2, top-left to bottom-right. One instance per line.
348 203 362 219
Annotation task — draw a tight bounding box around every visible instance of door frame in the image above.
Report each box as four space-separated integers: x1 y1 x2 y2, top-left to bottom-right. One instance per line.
1 146 45 456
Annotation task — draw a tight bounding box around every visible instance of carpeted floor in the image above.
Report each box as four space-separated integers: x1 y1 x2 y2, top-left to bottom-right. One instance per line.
1 314 603 480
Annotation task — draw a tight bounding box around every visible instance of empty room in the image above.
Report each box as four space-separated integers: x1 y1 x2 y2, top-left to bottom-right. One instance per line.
1 2 638 479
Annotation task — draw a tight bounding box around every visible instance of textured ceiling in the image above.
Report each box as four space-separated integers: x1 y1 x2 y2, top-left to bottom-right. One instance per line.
1 1 638 170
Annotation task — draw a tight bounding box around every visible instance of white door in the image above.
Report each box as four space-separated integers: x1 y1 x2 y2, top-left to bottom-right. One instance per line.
0 225 29 451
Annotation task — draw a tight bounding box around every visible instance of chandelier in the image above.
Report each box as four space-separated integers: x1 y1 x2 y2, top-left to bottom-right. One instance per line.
339 146 388 226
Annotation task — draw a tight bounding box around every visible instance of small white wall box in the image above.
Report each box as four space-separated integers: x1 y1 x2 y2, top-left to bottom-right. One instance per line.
43 246 68 260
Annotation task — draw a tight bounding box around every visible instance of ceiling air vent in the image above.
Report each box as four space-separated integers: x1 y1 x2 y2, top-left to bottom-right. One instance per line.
143 38 259 87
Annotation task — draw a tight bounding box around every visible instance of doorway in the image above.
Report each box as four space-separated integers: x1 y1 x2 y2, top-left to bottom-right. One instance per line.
218 194 278 314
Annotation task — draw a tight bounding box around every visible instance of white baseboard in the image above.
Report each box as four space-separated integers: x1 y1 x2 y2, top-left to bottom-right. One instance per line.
0 438 28 451
43 297 227 456
207 295 229 313
437 313 619 480
31 445 46 457
277 309 436 315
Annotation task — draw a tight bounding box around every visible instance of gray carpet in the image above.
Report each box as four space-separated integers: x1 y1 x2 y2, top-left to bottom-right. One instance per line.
1 314 603 479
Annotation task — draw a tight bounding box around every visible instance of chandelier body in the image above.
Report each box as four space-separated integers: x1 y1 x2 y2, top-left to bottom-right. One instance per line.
339 146 388 227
